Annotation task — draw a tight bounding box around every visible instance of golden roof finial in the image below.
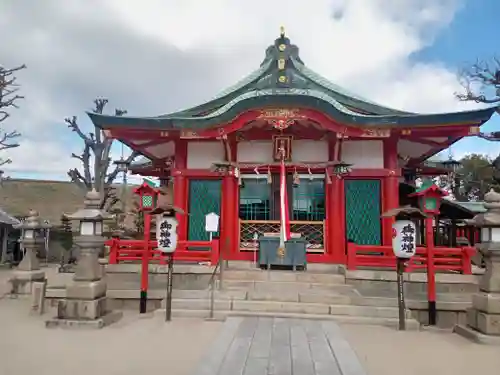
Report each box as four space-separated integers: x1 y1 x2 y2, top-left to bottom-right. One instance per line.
280 25 285 37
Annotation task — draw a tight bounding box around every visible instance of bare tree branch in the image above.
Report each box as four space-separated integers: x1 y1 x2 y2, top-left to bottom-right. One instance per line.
456 58 500 104
0 158 12 167
0 64 26 122
0 64 25 171
67 168 91 191
0 129 20 150
66 98 139 211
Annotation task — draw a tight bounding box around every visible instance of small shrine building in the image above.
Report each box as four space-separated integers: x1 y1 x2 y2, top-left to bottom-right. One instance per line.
89 30 496 265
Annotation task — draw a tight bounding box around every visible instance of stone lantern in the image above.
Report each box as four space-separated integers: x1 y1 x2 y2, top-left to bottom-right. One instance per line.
12 210 51 294
46 189 122 329
455 189 500 344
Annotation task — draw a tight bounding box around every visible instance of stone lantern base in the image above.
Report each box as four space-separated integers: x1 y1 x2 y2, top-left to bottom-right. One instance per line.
10 246 45 295
454 244 500 345
45 241 122 329
45 279 123 329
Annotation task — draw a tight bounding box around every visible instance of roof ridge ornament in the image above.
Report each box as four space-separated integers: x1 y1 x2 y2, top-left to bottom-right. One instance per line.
280 25 285 37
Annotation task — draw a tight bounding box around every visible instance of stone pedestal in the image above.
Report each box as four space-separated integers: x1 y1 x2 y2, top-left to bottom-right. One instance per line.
46 236 122 329
455 212 500 344
11 246 45 295
10 269 45 295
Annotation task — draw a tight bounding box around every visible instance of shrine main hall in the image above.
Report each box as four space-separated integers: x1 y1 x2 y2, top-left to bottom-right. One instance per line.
88 30 496 265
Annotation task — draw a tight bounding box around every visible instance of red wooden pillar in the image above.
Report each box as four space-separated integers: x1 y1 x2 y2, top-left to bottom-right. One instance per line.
220 138 238 260
327 136 345 263
382 137 399 246
221 176 235 259
174 139 188 246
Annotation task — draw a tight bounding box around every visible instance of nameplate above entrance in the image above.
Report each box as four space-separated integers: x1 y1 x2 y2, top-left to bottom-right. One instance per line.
257 108 306 131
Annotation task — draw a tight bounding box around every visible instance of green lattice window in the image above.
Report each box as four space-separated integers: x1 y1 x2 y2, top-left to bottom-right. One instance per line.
292 178 325 221
142 195 155 208
239 177 270 220
344 179 381 245
188 179 221 242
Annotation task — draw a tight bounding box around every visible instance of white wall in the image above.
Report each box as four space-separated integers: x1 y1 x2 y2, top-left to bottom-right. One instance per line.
237 141 274 163
187 141 225 169
341 140 384 168
292 140 328 162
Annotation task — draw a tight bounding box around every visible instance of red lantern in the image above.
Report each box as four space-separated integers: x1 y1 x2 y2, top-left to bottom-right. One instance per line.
408 180 448 215
133 180 161 212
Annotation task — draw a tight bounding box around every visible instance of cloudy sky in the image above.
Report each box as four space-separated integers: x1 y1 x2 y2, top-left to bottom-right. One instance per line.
1 0 499 181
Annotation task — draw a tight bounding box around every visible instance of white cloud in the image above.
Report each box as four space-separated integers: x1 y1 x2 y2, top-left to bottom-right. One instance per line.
0 0 481 180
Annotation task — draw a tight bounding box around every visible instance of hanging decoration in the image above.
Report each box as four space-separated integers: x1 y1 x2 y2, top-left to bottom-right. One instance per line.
234 167 242 186
292 167 300 188
267 166 272 184
307 167 313 181
325 168 332 185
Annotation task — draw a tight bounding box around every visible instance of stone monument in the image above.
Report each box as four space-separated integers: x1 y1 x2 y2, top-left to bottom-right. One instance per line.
11 210 50 294
454 189 500 345
46 189 122 329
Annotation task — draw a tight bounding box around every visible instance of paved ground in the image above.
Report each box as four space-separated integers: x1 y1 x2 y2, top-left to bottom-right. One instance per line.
341 324 500 375
193 316 366 375
0 297 222 375
1 268 499 375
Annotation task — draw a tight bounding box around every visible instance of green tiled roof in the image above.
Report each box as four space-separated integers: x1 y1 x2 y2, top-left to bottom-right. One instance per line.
88 32 497 131
454 201 486 213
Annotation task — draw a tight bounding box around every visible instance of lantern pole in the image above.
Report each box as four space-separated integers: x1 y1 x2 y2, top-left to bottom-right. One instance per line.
396 257 406 331
425 214 437 325
382 206 425 331
165 251 174 322
140 212 151 314
133 179 161 314
409 181 447 326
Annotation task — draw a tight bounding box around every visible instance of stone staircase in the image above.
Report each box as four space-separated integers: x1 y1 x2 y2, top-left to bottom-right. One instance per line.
156 268 420 329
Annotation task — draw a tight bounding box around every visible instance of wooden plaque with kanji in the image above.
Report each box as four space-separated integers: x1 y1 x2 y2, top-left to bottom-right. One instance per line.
273 135 292 161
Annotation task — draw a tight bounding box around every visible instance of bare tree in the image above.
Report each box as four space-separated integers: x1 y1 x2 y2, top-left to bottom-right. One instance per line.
0 64 25 167
457 58 500 106
66 98 139 210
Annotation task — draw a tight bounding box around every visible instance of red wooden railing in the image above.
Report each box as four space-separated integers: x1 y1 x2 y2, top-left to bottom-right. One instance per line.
105 238 221 266
346 243 475 274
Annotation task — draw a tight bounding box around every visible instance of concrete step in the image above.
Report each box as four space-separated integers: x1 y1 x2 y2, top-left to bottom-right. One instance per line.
223 269 345 284
157 309 420 330
220 279 356 294
225 261 343 274
168 298 412 319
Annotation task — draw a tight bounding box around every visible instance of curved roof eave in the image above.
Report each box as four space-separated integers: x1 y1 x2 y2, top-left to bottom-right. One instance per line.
155 59 274 118
87 91 496 131
290 57 414 116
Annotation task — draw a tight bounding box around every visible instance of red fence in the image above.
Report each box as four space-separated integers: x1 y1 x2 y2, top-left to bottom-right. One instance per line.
106 238 220 265
346 243 475 274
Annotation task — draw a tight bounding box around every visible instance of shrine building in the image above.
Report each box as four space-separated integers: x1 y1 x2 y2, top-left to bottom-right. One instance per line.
89 30 496 265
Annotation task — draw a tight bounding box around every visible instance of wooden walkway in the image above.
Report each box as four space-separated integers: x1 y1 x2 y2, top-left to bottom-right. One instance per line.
192 317 367 375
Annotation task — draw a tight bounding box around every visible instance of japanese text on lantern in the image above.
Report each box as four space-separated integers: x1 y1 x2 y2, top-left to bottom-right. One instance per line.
401 224 415 255
392 220 417 259
156 216 178 253
159 220 172 248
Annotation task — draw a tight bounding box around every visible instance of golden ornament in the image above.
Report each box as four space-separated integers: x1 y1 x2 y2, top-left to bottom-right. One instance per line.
278 75 287 83
279 44 286 51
